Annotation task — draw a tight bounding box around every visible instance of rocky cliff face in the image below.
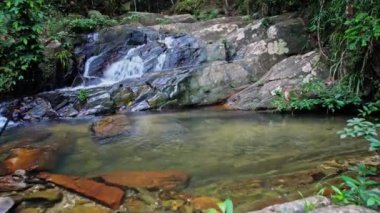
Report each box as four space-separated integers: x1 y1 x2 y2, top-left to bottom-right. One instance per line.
0 13 329 123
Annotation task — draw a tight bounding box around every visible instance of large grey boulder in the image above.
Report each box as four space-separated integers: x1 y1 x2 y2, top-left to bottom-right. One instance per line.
311 205 377 213
248 196 331 213
175 61 254 106
153 16 249 43
226 51 329 110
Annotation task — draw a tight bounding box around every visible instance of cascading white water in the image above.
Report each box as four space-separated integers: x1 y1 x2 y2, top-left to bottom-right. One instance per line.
83 54 103 78
103 55 144 82
80 34 202 87
154 53 167 71
0 116 14 129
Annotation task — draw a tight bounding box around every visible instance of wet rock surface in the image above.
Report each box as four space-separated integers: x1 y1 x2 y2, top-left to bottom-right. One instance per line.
90 115 130 140
99 170 190 190
37 172 124 209
0 148 57 175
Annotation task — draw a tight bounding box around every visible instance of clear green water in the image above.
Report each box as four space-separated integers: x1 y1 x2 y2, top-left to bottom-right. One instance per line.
0 110 369 210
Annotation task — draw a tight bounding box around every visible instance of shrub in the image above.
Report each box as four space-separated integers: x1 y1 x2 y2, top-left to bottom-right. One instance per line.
328 102 380 210
65 17 117 33
309 0 380 95
0 0 45 94
77 89 89 103
272 80 361 113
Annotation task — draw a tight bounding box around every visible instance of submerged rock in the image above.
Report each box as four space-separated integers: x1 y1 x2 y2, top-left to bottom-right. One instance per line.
99 170 190 190
37 172 124 209
23 188 63 203
125 198 156 213
0 147 57 175
67 204 112 213
90 115 130 139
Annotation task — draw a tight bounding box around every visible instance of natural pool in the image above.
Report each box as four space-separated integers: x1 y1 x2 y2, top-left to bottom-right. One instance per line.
0 110 369 212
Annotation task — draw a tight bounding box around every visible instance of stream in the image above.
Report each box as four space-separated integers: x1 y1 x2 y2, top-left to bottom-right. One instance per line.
0 110 369 211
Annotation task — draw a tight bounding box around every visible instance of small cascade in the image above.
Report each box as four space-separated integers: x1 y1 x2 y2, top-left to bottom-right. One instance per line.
84 54 103 78
0 116 14 129
103 55 144 82
79 28 206 87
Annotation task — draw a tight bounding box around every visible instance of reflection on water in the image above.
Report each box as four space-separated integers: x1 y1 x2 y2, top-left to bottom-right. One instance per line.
0 110 368 208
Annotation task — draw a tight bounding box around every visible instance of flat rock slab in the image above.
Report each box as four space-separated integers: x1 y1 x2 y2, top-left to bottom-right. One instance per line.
99 170 190 190
37 172 124 209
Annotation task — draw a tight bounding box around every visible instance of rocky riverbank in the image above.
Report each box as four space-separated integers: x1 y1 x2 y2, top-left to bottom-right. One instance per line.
0 12 328 126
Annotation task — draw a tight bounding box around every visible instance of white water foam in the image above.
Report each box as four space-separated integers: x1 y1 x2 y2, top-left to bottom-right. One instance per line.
103 55 144 82
83 54 103 78
0 116 14 129
154 53 167 71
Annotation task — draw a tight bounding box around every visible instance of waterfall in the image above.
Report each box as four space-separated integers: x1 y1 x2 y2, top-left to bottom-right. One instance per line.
155 53 167 71
78 30 205 88
84 54 103 78
0 116 14 130
103 55 144 82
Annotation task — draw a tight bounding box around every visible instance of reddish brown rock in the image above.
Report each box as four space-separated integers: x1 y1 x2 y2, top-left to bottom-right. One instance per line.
100 170 190 190
37 172 124 209
0 147 57 175
90 115 130 139
191 197 222 212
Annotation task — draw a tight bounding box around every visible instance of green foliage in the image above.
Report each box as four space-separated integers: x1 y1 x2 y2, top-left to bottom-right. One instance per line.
0 0 45 93
237 0 300 16
77 89 89 103
120 14 142 24
196 9 219 21
174 0 205 14
329 101 380 209
330 175 380 208
206 198 233 213
55 49 72 69
339 118 380 152
65 16 117 33
349 163 377 177
359 100 380 117
344 12 380 51
272 80 361 113
309 0 380 93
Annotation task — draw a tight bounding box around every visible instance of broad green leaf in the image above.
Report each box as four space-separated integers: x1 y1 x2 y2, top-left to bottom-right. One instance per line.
224 199 233 213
